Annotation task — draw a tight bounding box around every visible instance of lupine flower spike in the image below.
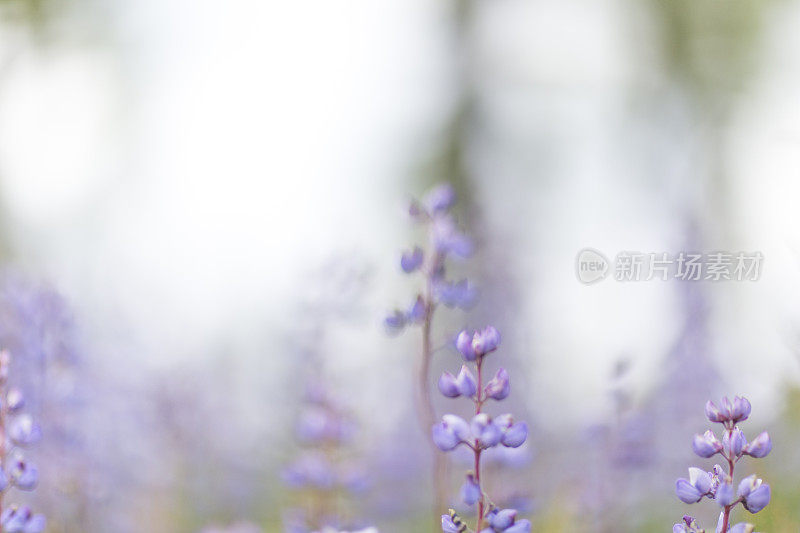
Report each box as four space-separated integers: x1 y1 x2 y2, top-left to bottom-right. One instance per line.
385 183 475 515
434 327 531 533
282 380 372 533
0 349 45 533
674 396 771 533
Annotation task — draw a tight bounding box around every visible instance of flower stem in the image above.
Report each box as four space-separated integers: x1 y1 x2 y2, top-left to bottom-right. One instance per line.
721 427 735 532
419 276 447 530
474 357 484 530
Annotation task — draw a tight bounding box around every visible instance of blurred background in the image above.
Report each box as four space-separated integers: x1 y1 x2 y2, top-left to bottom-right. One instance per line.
1 0 800 531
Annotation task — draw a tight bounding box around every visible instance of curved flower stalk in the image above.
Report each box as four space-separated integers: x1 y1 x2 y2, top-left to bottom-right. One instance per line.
674 396 771 533
385 183 475 517
0 350 45 533
282 380 372 533
434 327 530 533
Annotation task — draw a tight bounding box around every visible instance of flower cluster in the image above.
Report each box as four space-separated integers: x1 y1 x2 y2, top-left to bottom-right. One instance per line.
384 183 477 517
0 350 45 533
283 380 370 533
384 183 475 335
674 397 771 533
434 327 530 533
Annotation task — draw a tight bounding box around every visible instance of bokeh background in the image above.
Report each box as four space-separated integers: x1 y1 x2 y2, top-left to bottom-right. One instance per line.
1 0 800 531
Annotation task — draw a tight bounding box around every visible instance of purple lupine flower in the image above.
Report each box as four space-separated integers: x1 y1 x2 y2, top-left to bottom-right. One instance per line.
501 422 528 448
460 473 481 506
8 415 42 448
455 366 478 398
455 327 500 361
471 414 503 448
438 372 461 398
692 430 722 458
716 481 735 506
673 396 771 532
743 432 771 458
484 368 510 401
385 182 476 334
383 311 406 334
676 468 712 503
432 414 471 451
433 326 529 531
470 326 500 357
0 506 46 533
441 515 462 533
737 475 771 514
434 279 477 310
456 331 477 361
0 350 45 530
283 375 374 532
673 515 704 533
482 507 531 532
423 183 457 214
385 183 479 516
401 247 424 273
406 296 427 324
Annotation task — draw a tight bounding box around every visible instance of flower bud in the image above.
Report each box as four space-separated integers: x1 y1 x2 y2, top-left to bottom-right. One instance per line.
688 467 712 494
443 414 470 442
676 468 711 504
9 415 41 447
400 247 424 273
472 326 500 357
705 400 727 424
435 280 477 309
8 458 38 491
485 368 510 401
743 431 771 459
432 423 459 452
460 473 480 506
722 427 746 457
715 481 734 507
406 296 426 324
731 396 751 423
441 514 461 533
743 483 770 513
438 372 460 398
494 413 514 431
502 422 528 448
455 365 477 398
6 388 24 414
456 331 477 361
383 311 406 334
0 506 45 533
433 415 469 452
692 430 722 458
471 414 502 448
721 397 735 421
423 183 456 214
488 508 517 530
737 474 760 499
